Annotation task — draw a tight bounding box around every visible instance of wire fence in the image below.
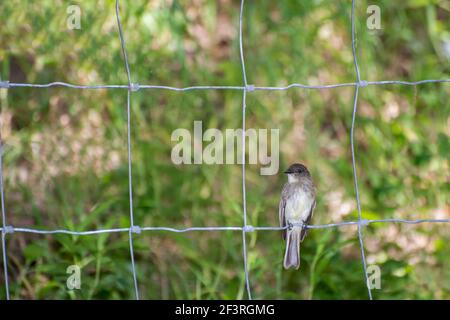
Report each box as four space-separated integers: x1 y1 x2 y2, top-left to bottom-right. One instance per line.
1 0 449 300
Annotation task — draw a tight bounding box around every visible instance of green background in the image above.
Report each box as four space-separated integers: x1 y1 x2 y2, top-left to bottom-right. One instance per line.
0 0 449 299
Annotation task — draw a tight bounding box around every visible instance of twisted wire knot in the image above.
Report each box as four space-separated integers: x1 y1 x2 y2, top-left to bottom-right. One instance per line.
359 80 368 87
130 225 141 234
130 83 140 92
0 81 10 89
359 219 369 226
245 84 255 92
2 225 14 234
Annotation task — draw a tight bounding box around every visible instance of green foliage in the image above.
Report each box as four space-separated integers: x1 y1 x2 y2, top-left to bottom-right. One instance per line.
0 0 448 299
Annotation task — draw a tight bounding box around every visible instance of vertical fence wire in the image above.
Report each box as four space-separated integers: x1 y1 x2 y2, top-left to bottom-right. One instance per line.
350 0 372 300
115 0 140 300
0 136 10 300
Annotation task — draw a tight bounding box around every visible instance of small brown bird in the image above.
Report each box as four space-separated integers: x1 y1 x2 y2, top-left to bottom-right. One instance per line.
279 163 316 269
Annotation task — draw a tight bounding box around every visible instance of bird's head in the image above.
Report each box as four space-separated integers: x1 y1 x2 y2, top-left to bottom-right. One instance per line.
284 163 311 183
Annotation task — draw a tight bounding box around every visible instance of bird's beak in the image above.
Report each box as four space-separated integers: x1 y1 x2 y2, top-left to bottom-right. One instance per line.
284 169 292 174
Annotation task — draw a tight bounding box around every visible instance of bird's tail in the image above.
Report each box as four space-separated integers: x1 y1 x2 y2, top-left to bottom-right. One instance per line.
283 227 301 270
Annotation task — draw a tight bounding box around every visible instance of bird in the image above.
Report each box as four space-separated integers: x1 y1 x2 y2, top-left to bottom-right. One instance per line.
279 163 316 270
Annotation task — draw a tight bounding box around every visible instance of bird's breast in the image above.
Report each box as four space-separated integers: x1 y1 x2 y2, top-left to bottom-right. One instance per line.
285 188 314 222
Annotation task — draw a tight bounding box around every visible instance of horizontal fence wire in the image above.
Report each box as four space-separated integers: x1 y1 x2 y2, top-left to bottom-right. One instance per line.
2 79 449 91
0 0 449 300
1 219 449 235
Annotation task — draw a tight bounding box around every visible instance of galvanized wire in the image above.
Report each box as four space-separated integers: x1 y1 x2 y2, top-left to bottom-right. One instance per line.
238 0 252 301
0 0 449 300
3 79 449 91
0 142 10 300
1 219 448 236
350 0 372 300
115 0 139 300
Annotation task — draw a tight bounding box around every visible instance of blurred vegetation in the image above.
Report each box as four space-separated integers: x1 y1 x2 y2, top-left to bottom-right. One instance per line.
0 0 449 299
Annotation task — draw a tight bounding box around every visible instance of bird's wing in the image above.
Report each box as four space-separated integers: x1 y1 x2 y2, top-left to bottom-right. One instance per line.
300 199 316 242
279 193 287 240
